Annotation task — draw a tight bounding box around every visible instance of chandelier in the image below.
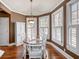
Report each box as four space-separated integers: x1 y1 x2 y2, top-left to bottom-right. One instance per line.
28 0 34 24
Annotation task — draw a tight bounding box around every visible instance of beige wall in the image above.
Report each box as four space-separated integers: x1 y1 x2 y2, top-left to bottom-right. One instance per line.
0 17 9 46
11 12 26 22
0 2 26 22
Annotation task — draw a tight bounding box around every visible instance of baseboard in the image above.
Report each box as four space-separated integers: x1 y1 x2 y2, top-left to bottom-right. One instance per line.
47 42 73 59
8 43 16 46
0 43 16 46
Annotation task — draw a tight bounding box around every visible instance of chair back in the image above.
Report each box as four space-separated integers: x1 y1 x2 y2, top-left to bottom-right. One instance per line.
27 43 43 59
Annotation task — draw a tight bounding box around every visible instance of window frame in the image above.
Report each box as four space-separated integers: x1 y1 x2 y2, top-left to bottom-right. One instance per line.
51 7 64 46
39 15 50 40
67 0 79 56
26 17 37 42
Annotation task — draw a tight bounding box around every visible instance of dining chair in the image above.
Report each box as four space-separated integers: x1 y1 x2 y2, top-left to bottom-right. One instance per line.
27 43 43 59
0 50 5 58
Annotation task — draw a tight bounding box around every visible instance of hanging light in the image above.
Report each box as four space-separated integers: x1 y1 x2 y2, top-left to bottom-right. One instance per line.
29 0 34 24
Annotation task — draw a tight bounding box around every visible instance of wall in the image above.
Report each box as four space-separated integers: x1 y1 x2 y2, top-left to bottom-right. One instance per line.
11 12 26 22
0 2 26 22
0 2 26 45
0 17 9 46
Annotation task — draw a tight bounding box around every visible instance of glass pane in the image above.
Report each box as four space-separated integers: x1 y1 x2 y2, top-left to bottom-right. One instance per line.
69 28 76 48
59 12 63 26
71 2 78 25
52 28 55 40
72 11 77 24
71 28 76 48
54 11 63 26
54 13 59 26
31 28 36 40
27 29 31 40
39 16 49 27
39 28 48 40
71 3 77 12
55 28 62 42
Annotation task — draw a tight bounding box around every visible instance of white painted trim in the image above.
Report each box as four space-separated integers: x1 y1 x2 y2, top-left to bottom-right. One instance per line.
47 42 74 59
0 0 12 11
8 43 16 46
0 0 64 16
0 43 16 46
0 0 25 15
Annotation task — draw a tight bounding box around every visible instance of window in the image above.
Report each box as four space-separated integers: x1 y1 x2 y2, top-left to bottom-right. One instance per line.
52 7 63 45
67 0 79 55
26 18 37 42
39 16 49 40
16 22 25 46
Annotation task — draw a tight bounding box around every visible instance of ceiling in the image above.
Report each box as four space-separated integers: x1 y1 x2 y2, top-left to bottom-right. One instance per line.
0 0 64 16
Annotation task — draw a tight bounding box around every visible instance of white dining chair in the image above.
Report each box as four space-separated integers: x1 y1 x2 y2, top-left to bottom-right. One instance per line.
27 43 43 59
0 50 5 58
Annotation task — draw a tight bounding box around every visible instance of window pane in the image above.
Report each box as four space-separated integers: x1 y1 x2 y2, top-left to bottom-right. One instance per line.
54 9 63 26
72 11 77 24
54 13 59 26
71 3 77 12
71 28 76 48
59 12 63 26
39 28 48 40
68 28 77 53
52 28 55 40
39 16 49 27
55 28 62 43
71 3 78 25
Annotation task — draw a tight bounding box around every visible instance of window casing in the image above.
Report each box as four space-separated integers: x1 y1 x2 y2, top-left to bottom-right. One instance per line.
67 0 79 55
52 7 63 46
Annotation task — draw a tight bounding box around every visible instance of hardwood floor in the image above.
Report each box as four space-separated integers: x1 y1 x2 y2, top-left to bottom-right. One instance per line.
0 44 66 59
47 45 66 59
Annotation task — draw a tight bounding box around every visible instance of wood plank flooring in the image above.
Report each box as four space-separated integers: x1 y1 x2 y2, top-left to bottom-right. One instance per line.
0 44 66 59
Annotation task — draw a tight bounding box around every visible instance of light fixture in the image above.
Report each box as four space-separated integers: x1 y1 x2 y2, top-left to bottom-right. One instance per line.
28 20 34 24
28 0 34 24
30 0 33 16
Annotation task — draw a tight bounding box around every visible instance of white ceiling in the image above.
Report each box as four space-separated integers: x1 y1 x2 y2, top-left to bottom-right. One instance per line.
0 0 64 16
